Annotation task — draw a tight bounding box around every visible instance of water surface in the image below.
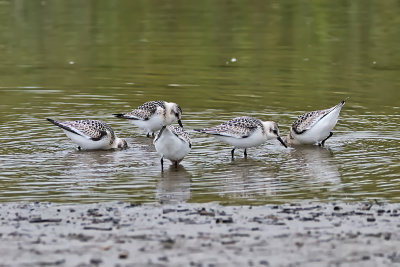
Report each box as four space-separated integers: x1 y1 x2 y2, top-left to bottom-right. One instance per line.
1 0 399 204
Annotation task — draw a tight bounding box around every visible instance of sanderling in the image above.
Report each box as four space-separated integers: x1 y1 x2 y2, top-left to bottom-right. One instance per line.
113 100 183 137
47 118 128 150
284 99 346 146
195 116 287 159
154 125 191 170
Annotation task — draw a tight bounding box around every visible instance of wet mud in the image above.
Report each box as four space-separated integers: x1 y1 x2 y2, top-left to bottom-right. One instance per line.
0 201 399 266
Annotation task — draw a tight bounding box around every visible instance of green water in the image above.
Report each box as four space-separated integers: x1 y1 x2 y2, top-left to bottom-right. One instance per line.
0 0 399 204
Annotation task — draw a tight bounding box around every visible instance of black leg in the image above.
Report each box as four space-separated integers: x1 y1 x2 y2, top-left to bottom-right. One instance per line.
231 148 235 160
174 161 178 168
152 132 155 138
78 146 81 151
244 149 247 159
321 132 333 146
161 157 164 171
147 133 150 138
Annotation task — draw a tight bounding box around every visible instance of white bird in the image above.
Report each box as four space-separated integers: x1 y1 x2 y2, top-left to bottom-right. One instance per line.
113 100 183 137
47 118 127 150
194 116 287 159
154 125 191 170
284 99 346 146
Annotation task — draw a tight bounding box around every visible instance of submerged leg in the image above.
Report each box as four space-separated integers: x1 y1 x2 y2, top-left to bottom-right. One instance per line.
231 148 235 160
320 132 333 147
244 149 247 159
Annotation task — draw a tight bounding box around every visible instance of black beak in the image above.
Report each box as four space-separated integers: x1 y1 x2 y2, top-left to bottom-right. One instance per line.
277 136 287 148
178 120 183 128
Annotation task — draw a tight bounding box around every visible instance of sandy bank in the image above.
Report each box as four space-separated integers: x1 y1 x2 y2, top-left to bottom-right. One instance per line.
0 201 399 267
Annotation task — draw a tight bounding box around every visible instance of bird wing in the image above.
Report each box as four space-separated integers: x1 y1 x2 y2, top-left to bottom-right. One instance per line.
195 117 260 139
114 101 165 121
292 100 345 134
169 126 191 146
47 119 109 141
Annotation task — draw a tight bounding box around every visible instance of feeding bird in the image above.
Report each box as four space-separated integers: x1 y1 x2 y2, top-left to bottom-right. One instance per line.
113 100 183 137
284 99 346 146
154 125 191 170
195 116 287 159
47 118 127 150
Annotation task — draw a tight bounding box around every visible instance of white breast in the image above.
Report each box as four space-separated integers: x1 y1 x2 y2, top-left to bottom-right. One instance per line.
154 130 191 162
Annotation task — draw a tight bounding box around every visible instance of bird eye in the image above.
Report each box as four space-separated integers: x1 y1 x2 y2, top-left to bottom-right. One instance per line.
272 129 278 135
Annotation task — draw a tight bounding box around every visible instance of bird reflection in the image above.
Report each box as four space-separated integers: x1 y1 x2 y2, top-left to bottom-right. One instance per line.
289 146 340 185
156 165 192 204
206 158 282 199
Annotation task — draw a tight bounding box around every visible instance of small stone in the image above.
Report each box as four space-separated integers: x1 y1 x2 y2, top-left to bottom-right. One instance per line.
295 242 303 248
216 217 233 224
384 233 391 240
119 250 129 259
90 258 102 265
158 256 168 262
367 217 376 222
377 209 385 214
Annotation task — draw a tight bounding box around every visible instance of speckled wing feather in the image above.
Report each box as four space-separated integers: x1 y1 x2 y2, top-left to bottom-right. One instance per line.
47 119 112 141
115 101 166 120
169 125 191 146
292 101 344 134
196 117 262 138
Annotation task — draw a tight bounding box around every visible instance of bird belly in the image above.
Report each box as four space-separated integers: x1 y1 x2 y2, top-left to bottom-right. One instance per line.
216 130 265 148
64 130 110 150
132 116 164 133
293 107 341 145
155 133 190 162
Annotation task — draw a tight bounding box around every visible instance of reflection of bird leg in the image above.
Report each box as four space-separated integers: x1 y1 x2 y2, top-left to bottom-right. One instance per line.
231 148 235 160
244 149 247 159
320 132 333 147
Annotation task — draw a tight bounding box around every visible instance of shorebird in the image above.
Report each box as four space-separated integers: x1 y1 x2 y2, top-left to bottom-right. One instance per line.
154 125 191 170
284 99 346 146
113 100 183 137
194 116 287 159
47 118 128 150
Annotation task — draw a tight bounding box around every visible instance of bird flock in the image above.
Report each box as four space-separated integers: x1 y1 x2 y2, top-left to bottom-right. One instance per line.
47 99 346 170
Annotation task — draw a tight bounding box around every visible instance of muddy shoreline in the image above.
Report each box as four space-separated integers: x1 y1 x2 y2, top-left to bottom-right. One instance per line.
0 201 399 266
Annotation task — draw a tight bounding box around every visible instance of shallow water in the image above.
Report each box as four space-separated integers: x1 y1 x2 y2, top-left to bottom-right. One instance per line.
0 1 399 204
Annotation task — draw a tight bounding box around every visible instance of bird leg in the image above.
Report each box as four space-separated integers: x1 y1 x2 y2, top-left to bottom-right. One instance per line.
231 148 235 160
320 132 333 147
147 133 150 138
174 161 178 168
78 146 81 151
244 149 247 159
161 157 164 171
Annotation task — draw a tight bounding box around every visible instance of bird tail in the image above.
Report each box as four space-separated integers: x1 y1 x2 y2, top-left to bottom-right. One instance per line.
113 113 125 118
341 97 350 105
47 118 57 124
